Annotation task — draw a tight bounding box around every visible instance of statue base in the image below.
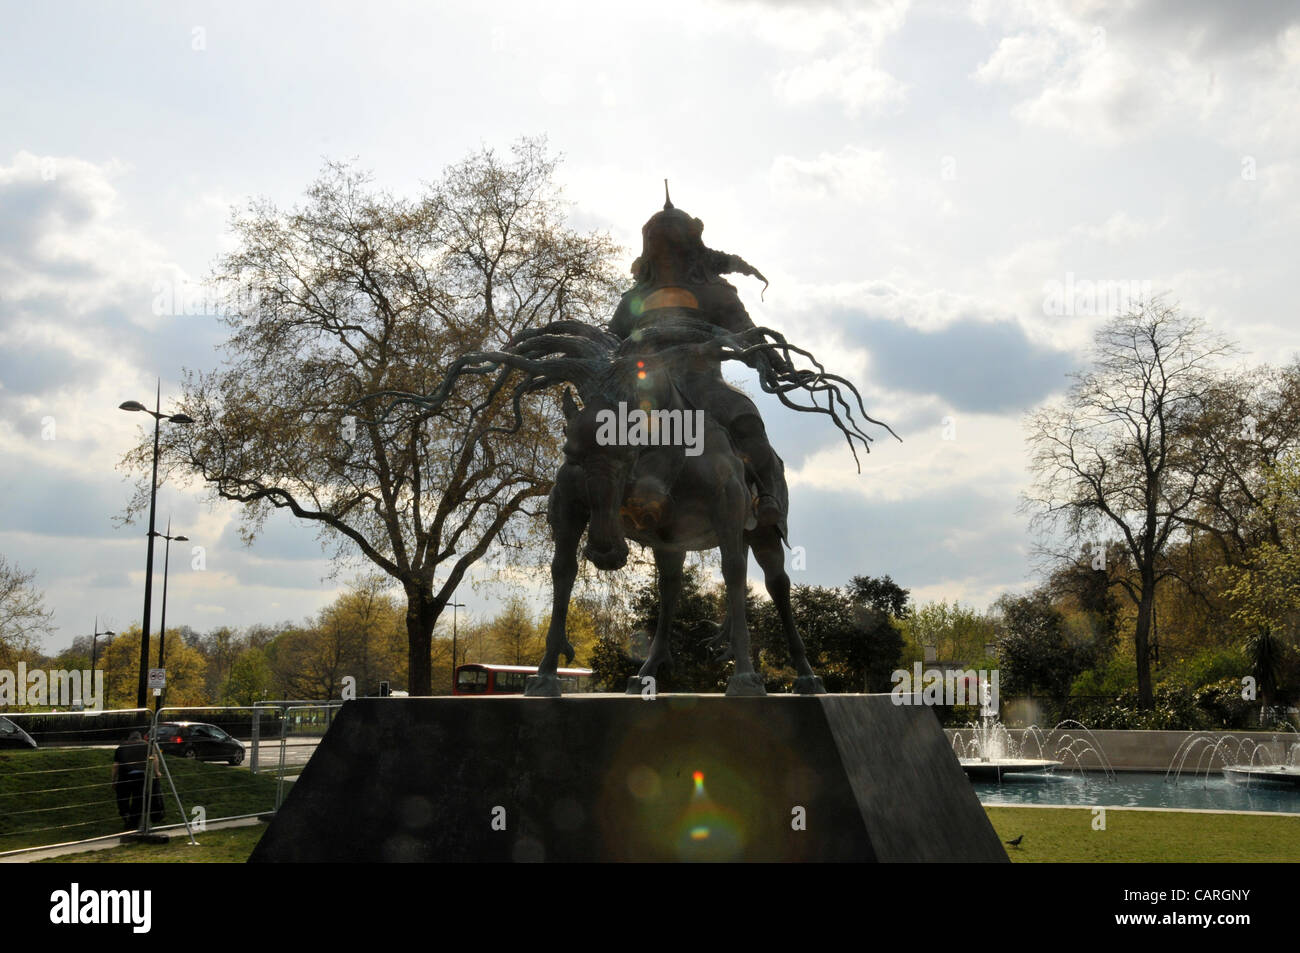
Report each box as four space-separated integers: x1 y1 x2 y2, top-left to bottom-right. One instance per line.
249 694 1007 863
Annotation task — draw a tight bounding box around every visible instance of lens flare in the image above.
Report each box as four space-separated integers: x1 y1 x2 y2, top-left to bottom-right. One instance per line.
673 768 743 860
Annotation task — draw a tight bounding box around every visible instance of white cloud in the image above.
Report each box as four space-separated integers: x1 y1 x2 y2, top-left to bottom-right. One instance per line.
768 146 893 202
973 32 1062 85
970 0 1300 145
774 58 907 116
759 0 911 115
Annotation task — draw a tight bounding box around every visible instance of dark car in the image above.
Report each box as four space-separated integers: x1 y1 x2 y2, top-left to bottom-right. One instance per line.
0 716 37 749
149 722 245 765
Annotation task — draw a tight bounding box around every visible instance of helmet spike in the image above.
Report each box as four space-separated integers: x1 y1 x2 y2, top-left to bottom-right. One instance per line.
664 179 673 210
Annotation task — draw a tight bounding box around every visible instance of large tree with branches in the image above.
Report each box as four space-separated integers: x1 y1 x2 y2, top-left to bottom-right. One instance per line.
121 139 622 695
0 555 55 667
1024 299 1234 708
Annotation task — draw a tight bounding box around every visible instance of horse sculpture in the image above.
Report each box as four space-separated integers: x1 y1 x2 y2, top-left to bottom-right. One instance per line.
364 313 895 696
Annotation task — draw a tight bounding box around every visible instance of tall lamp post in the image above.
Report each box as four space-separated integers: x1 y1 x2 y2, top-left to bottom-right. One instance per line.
151 518 188 711
89 617 115 673
120 381 193 708
448 601 465 693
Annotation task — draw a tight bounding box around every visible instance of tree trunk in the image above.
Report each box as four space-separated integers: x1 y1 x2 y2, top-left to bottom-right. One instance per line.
404 585 441 696
1134 582 1156 710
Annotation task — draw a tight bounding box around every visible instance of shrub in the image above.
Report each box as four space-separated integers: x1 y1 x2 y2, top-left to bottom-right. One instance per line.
1191 676 1255 728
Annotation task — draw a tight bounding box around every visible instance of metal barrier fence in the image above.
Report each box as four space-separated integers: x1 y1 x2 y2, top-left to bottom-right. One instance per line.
0 708 154 853
0 701 339 858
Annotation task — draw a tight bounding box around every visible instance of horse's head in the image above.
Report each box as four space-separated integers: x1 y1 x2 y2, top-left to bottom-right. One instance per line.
559 386 633 570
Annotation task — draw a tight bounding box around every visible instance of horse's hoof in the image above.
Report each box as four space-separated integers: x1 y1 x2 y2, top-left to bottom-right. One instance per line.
725 672 767 697
792 675 826 695
524 675 562 697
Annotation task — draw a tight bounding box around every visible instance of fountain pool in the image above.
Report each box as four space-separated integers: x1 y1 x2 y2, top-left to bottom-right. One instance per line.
973 770 1300 815
950 718 1114 780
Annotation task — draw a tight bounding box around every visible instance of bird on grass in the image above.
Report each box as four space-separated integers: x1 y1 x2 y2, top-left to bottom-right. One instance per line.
1005 834 1024 848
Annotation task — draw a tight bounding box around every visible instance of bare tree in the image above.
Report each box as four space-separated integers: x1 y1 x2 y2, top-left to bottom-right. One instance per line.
1023 299 1235 708
0 556 55 666
120 139 623 695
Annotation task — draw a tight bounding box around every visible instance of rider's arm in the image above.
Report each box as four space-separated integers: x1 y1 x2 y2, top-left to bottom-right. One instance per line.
608 293 637 339
721 301 796 377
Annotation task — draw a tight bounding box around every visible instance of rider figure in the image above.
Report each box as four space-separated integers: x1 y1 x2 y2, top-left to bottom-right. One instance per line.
609 186 788 527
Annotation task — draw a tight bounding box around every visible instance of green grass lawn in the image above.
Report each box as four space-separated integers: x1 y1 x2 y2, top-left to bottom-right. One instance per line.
38 823 266 863
985 806 1300 862
0 748 281 854
21 803 1300 863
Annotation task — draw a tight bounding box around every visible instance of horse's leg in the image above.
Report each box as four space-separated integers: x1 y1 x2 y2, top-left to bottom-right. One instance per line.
626 547 684 694
750 526 825 694
526 467 587 698
706 612 733 662
715 482 766 697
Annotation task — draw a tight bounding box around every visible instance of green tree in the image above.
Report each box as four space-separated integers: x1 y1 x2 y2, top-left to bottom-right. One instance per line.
98 627 207 710
753 579 905 693
848 574 910 618
316 576 408 693
220 647 273 705
198 625 242 701
589 633 641 692
993 591 1099 708
626 564 733 692
900 600 997 664
266 625 341 701
1218 453 1300 711
481 597 544 665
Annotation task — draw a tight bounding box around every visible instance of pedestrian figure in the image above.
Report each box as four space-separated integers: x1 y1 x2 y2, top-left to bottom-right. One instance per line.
111 730 163 830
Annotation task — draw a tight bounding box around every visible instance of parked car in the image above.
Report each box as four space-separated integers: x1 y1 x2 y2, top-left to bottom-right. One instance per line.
149 722 245 765
0 715 37 749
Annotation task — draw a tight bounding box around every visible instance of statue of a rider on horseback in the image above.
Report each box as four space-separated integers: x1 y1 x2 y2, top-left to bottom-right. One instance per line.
610 183 793 532
362 186 897 696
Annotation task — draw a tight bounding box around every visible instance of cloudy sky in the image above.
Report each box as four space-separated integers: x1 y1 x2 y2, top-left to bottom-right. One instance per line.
2 0 1298 653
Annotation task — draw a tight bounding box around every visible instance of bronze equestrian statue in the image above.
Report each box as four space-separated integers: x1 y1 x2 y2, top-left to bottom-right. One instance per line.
364 189 896 696
610 184 792 531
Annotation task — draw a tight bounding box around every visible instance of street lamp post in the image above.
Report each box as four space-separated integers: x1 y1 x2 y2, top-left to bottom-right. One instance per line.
449 601 465 693
89 616 115 673
151 518 189 711
120 381 194 708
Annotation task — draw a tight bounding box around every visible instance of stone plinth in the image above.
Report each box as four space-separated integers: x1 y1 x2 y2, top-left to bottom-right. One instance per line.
250 694 1007 863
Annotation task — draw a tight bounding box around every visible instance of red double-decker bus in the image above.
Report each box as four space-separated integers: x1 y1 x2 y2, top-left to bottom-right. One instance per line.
452 663 595 696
